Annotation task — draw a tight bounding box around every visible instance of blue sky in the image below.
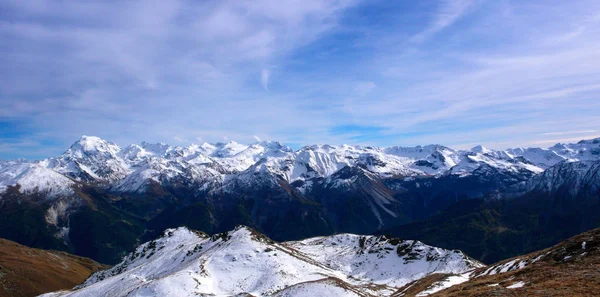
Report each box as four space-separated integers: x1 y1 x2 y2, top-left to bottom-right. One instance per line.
1 0 600 159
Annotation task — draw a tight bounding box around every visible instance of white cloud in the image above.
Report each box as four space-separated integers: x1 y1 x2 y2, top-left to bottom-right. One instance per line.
0 0 360 155
253 135 261 142
261 69 271 90
1 0 600 156
541 130 597 136
411 0 474 43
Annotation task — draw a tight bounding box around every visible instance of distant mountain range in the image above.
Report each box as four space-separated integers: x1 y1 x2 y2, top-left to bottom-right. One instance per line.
1 136 599 265
3 136 599 195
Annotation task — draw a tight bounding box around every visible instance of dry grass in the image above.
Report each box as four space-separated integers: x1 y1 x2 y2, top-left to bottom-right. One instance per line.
0 238 107 297
392 273 452 296
405 227 600 297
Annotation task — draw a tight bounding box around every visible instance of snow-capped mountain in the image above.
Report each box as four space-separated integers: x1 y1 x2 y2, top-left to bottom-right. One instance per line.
41 226 481 297
0 161 76 197
40 136 131 183
1 136 599 266
2 135 597 196
522 159 600 198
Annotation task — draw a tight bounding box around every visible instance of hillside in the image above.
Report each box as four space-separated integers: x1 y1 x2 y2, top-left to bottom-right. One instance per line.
0 238 106 297
41 226 481 297
397 226 600 296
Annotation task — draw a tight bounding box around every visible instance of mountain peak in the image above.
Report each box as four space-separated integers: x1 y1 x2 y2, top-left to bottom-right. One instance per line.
68 135 120 156
76 135 109 148
56 226 480 297
471 145 491 154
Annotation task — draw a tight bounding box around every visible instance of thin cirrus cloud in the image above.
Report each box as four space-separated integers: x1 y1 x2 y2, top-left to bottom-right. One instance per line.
410 0 475 43
541 130 597 136
0 0 599 159
261 69 271 91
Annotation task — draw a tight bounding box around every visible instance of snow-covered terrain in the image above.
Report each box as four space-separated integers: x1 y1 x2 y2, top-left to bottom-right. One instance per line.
285 233 481 287
522 159 600 197
40 226 481 297
0 161 75 197
1 136 598 196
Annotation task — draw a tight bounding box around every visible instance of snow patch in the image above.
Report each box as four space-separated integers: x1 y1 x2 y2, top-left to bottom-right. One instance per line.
416 273 470 296
507 281 525 289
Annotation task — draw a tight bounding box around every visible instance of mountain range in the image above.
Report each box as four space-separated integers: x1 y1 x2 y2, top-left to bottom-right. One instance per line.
5 135 599 196
1 136 599 265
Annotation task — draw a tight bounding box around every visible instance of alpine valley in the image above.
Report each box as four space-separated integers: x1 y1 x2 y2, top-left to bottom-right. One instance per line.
1 135 599 271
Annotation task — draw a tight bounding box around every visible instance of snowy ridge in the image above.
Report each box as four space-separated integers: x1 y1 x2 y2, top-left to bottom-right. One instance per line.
518 159 600 197
41 226 481 297
0 161 75 197
285 233 482 287
1 136 599 196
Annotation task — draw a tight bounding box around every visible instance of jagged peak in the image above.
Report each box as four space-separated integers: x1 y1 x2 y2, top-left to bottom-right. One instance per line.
577 137 600 145
249 140 292 152
160 225 271 245
199 142 216 149
159 226 209 240
471 145 491 154
226 225 272 242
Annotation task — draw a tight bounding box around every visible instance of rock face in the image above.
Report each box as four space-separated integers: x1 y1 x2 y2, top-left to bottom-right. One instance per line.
0 238 106 297
40 226 481 297
522 160 600 198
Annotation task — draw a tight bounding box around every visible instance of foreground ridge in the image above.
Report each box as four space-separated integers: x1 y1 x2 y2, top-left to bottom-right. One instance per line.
41 226 482 297
397 226 600 296
0 238 106 297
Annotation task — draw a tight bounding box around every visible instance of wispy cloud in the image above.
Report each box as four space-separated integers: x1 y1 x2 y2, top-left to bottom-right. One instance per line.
261 69 271 90
541 130 597 136
1 0 600 158
411 0 475 43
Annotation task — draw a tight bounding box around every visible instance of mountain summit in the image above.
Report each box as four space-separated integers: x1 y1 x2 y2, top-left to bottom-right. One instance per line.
40 226 481 297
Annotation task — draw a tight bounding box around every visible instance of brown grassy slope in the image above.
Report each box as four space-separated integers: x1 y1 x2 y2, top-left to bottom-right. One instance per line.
426 226 600 297
0 238 107 297
392 273 452 297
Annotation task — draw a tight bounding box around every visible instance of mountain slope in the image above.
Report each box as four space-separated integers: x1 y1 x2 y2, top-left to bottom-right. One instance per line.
399 225 600 296
0 238 106 297
383 162 600 265
0 162 76 197
522 159 600 198
1 137 599 266
41 226 481 297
